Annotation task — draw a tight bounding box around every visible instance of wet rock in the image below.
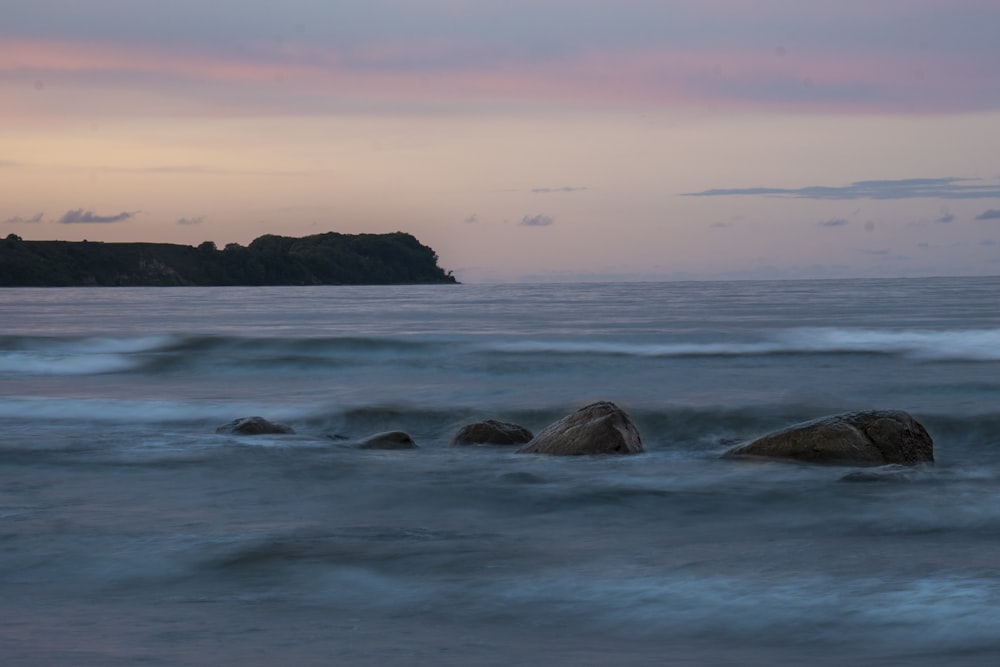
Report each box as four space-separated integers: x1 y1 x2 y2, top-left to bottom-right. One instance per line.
450 420 534 446
517 401 643 456
358 431 418 450
722 410 933 466
215 416 295 435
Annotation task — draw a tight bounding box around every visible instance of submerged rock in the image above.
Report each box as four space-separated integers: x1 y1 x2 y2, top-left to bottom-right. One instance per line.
840 465 920 483
497 471 546 484
358 431 418 450
215 416 295 435
517 401 643 456
450 420 534 446
722 410 933 466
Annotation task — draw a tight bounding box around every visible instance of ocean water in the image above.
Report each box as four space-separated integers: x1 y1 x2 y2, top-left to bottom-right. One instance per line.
2 277 1000 665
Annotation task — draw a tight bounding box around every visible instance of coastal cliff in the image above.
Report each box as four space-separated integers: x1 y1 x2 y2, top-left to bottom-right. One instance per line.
0 231 457 286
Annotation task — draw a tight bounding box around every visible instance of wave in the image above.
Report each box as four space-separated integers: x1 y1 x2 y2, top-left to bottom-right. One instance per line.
488 327 1000 361
0 335 178 375
0 334 444 376
0 396 298 424
777 327 1000 361
2 326 1000 379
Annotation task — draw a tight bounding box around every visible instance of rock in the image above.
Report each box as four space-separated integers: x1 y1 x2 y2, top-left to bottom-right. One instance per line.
215 416 295 435
358 431 418 450
450 420 534 446
517 401 643 456
722 410 933 466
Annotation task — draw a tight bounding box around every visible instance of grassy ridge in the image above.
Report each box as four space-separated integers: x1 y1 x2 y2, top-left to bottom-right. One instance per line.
0 232 458 286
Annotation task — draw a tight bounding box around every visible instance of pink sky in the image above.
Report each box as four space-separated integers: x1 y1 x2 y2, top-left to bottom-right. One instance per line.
3 1 1000 281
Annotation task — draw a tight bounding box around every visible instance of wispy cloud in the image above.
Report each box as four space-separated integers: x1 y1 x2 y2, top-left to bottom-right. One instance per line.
4 212 43 224
176 215 205 225
975 209 1000 220
532 187 590 194
5 0 999 118
683 178 1000 200
935 210 956 223
819 218 849 227
463 214 479 224
521 214 555 227
58 208 138 224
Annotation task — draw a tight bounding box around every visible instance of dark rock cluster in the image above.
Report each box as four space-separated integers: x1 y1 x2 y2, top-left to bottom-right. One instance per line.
215 404 934 467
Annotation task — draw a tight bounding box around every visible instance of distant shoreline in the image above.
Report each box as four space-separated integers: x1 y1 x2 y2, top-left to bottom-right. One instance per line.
0 231 458 287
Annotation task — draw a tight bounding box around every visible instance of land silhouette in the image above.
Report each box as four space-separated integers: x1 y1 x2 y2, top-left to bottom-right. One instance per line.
0 231 457 286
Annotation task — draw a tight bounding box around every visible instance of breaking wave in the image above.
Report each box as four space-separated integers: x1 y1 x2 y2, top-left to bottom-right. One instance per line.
488 327 1000 361
3 327 999 379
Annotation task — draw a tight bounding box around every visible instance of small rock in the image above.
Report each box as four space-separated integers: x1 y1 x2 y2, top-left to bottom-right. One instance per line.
450 420 534 446
358 431 418 450
215 416 295 435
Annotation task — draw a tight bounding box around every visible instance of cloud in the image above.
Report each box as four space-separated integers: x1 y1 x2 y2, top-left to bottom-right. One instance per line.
6 0 1000 116
520 214 555 227
58 208 138 224
531 187 590 194
934 208 955 223
975 209 1000 220
463 214 478 224
819 218 849 227
176 215 205 225
858 248 909 261
4 212 43 224
683 178 1000 200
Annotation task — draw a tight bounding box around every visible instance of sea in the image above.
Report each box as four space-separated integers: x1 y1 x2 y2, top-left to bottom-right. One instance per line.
2 277 1000 666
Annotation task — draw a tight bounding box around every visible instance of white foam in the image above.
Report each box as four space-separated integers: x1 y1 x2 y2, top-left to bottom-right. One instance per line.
487 328 1000 361
0 335 177 376
487 340 783 357
780 327 1000 360
0 351 140 375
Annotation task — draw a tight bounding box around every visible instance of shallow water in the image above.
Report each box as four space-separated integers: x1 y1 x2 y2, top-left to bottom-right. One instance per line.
3 278 1000 665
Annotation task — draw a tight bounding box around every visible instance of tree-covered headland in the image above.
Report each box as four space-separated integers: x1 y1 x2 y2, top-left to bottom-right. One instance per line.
0 231 458 286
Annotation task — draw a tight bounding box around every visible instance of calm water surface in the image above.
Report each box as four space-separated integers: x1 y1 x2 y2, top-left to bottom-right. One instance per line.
2 277 1000 665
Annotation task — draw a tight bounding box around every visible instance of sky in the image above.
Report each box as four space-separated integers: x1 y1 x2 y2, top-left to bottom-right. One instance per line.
3 1 1000 282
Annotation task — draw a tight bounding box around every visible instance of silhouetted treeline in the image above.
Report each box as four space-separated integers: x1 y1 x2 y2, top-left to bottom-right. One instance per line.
0 232 458 286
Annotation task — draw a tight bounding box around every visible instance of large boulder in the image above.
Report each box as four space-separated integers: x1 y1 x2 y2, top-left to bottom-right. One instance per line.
517 401 643 456
216 416 295 435
450 420 534 446
722 410 933 466
358 431 418 450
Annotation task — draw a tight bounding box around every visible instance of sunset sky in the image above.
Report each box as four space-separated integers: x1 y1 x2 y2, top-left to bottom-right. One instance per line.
3 1 1000 282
